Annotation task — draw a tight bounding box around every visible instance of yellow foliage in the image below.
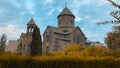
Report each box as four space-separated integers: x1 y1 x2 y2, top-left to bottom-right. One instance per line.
50 51 65 56
0 51 120 68
0 52 29 60
67 52 80 57
110 49 120 58
64 44 81 52
80 45 112 57
49 44 112 57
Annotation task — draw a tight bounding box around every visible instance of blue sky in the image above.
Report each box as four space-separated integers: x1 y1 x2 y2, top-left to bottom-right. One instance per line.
0 0 119 43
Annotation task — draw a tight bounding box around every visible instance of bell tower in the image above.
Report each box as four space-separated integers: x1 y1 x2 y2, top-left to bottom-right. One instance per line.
27 18 36 34
57 7 75 28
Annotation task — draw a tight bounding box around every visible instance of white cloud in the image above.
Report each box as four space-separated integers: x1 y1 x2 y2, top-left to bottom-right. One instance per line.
96 0 108 6
0 8 6 17
81 27 86 31
6 24 15 33
75 17 82 22
84 16 91 19
71 0 90 8
69 0 91 22
0 24 25 40
91 19 100 23
86 32 99 38
44 0 54 5
11 0 21 8
48 8 54 16
57 7 62 12
25 0 35 15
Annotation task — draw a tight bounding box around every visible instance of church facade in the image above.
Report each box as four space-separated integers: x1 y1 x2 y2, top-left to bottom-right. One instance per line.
42 7 87 53
6 7 87 55
17 18 37 55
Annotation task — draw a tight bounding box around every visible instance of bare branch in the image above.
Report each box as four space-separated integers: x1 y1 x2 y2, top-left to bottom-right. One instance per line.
107 0 120 9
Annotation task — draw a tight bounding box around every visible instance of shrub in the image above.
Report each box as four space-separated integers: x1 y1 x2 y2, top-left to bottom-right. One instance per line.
0 53 120 68
80 45 112 57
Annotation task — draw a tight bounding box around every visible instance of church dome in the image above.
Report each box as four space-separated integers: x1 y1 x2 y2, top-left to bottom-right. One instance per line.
27 18 36 25
57 7 75 18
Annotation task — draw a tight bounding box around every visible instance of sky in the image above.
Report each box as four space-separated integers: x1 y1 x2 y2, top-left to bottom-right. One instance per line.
0 0 119 44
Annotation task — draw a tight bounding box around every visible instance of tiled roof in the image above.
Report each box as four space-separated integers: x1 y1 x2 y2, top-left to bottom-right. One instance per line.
27 18 36 25
58 7 75 18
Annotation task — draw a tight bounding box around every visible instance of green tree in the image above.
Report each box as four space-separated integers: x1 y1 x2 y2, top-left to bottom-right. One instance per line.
30 26 42 56
105 25 120 50
97 0 120 24
0 34 7 54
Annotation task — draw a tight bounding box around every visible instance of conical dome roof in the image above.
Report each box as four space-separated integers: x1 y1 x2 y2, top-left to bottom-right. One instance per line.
27 18 36 25
57 7 75 18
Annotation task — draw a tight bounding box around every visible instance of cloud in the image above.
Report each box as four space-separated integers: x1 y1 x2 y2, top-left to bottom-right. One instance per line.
0 0 116 44
48 8 54 16
11 0 21 8
25 0 36 15
0 24 25 40
0 8 6 17
85 31 101 41
75 17 82 22
57 7 62 12
70 0 91 7
44 0 54 5
68 0 91 22
6 24 15 33
87 33 99 38
91 19 101 23
97 0 108 6
84 16 91 19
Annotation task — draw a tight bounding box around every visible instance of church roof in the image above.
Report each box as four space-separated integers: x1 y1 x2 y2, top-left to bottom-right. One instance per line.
58 7 75 18
27 18 36 25
43 26 76 36
43 26 87 41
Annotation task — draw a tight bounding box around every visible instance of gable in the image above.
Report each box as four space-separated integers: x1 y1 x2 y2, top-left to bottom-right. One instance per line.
43 26 57 36
72 27 87 39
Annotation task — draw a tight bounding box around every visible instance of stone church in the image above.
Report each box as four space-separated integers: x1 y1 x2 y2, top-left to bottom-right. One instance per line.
42 7 87 53
5 18 37 55
6 7 87 55
17 18 37 55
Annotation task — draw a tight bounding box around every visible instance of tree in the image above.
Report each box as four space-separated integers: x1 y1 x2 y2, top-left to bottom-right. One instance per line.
96 0 120 50
97 0 120 24
30 26 42 56
105 25 120 50
107 0 120 9
0 34 7 54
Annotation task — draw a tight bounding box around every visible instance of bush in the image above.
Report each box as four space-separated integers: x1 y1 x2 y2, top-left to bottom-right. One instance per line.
0 54 120 68
80 46 112 57
110 50 120 58
1 45 120 68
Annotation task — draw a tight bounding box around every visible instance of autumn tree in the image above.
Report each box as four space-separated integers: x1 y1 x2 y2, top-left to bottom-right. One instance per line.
96 0 120 50
0 34 7 54
105 25 120 50
30 26 42 56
